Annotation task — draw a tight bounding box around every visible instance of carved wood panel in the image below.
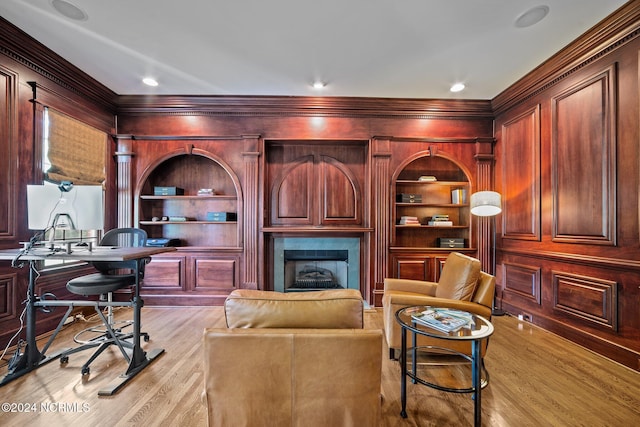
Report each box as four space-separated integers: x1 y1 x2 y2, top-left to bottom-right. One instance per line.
0 66 16 240
502 105 541 241
320 155 360 224
552 271 617 331
503 261 542 304
0 273 16 321
551 65 616 245
143 256 186 289
267 142 365 227
393 256 431 281
193 257 237 291
273 156 313 224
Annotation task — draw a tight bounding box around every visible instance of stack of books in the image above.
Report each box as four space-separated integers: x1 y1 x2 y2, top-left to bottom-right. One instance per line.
411 308 473 333
399 216 421 225
427 214 453 226
197 188 215 196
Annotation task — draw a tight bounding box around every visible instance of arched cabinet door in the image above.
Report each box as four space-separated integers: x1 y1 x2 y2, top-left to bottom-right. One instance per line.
319 155 360 225
271 155 314 226
268 144 364 227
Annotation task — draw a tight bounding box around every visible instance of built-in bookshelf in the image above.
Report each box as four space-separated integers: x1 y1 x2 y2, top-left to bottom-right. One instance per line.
137 154 240 248
392 156 470 249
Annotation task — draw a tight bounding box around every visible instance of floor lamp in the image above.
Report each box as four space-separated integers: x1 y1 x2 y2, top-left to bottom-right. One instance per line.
470 191 504 316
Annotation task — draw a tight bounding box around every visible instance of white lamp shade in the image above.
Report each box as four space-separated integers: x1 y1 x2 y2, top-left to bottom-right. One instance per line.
470 191 502 217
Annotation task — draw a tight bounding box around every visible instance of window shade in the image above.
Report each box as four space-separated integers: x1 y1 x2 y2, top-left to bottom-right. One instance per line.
46 108 106 186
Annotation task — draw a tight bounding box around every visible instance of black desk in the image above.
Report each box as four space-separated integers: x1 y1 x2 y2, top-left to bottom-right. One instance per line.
0 245 175 395
395 306 494 427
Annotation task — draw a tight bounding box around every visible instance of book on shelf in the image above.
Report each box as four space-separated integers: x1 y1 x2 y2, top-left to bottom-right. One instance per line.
427 220 453 226
431 214 449 220
411 308 473 332
451 188 467 204
418 175 437 182
399 216 421 225
428 214 452 226
197 188 215 196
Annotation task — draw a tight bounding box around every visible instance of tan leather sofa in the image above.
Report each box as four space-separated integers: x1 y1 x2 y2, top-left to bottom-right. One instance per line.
203 289 382 427
382 252 496 359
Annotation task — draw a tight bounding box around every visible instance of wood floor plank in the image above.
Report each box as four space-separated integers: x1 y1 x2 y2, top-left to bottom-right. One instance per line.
1 306 639 426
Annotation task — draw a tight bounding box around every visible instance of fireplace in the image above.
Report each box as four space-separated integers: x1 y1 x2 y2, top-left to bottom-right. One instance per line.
284 249 348 291
273 238 360 293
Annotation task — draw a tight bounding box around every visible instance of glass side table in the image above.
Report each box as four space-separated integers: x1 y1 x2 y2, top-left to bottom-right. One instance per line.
395 305 494 427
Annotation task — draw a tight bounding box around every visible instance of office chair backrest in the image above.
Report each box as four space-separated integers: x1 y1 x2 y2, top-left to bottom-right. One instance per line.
93 228 147 274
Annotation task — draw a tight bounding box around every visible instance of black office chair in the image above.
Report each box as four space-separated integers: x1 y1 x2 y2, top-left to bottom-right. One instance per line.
59 227 150 375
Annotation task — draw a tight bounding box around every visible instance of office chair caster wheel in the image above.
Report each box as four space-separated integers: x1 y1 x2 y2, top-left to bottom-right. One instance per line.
60 356 68 364
81 366 90 375
143 333 149 342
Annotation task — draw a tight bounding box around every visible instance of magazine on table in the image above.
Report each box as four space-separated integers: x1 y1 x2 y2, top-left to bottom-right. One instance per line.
411 307 473 332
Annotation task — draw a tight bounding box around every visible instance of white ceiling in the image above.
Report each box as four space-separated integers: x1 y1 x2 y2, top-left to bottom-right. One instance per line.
0 0 628 99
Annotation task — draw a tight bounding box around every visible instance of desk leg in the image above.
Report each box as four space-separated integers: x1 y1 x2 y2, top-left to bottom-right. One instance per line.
472 339 482 427
400 327 407 418
98 260 164 396
0 261 58 386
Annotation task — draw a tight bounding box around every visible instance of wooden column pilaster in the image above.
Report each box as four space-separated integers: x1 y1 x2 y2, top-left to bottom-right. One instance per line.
372 137 392 305
242 135 261 289
474 138 497 274
114 135 135 228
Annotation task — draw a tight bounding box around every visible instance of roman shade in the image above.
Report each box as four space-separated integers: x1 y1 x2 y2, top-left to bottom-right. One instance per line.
46 108 106 186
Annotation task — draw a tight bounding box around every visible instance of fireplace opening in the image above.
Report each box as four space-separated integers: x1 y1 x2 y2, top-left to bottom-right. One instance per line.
273 237 360 293
284 250 348 292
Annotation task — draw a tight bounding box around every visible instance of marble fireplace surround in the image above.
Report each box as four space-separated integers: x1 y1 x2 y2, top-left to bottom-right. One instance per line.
273 237 360 293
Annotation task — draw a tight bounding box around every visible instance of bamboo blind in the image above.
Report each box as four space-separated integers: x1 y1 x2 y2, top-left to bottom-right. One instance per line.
46 108 106 186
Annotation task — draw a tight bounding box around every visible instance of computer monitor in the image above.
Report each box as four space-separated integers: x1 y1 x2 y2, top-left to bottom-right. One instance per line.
27 184 104 231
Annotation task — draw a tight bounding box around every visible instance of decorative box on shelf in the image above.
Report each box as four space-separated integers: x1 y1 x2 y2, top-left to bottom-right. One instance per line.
438 238 465 248
397 193 422 203
206 212 237 222
154 186 184 196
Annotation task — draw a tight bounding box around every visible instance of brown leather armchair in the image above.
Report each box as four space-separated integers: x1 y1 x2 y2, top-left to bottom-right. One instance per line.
203 289 382 427
382 252 496 360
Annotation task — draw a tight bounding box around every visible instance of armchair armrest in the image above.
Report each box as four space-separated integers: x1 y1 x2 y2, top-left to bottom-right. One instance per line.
383 278 437 296
384 292 491 319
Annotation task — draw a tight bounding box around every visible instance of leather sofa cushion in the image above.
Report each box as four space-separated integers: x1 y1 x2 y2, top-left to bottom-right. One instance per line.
203 328 382 427
224 289 364 329
434 252 481 301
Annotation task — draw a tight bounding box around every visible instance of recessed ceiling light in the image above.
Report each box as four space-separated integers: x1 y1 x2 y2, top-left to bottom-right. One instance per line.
142 77 159 87
50 0 88 21
515 5 549 28
450 83 465 93
312 81 326 89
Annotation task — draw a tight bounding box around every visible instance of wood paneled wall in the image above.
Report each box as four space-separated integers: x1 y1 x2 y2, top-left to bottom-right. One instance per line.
493 2 640 370
0 18 117 351
2 1 640 372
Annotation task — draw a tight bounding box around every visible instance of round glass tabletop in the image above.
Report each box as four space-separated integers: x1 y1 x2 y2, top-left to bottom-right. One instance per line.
396 305 494 340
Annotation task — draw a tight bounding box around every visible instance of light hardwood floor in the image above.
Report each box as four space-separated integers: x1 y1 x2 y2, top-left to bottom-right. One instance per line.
1 306 639 426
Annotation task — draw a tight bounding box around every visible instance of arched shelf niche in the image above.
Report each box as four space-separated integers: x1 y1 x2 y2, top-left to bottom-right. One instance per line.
135 149 243 249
